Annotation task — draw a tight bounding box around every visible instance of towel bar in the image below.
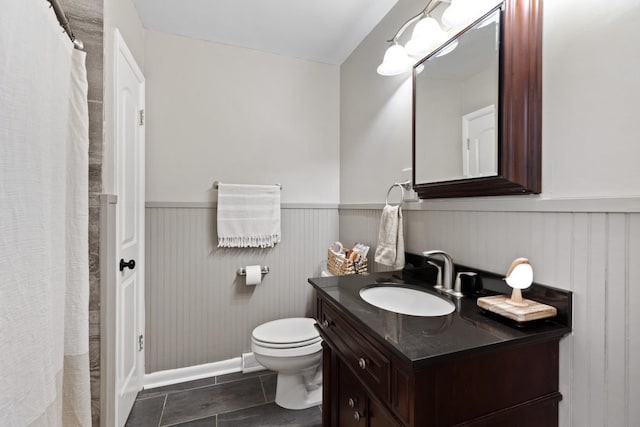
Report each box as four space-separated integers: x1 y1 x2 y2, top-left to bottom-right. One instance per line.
385 180 411 207
213 181 282 190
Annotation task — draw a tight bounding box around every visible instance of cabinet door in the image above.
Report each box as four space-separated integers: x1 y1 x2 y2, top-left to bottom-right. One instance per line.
368 397 401 427
337 359 400 427
338 361 367 426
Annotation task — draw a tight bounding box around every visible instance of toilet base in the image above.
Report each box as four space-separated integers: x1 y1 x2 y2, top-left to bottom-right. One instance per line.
274 367 323 410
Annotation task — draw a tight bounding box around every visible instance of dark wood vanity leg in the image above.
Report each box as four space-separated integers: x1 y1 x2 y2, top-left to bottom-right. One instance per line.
322 342 335 427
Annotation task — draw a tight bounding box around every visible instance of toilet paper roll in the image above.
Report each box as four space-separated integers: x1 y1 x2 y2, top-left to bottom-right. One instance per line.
245 265 262 286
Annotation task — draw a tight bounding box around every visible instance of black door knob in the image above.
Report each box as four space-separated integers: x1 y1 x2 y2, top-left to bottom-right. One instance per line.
119 259 136 272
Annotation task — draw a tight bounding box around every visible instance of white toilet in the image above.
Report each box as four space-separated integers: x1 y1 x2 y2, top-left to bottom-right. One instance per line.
251 317 323 410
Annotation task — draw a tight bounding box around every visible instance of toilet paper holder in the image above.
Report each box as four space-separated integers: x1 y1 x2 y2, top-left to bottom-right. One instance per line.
236 266 270 276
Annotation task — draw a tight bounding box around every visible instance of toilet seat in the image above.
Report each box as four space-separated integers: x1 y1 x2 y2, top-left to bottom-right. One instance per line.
252 339 322 358
251 317 322 357
252 317 319 345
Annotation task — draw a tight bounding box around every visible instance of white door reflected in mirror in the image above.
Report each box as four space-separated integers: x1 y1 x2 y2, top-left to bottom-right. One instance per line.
462 104 496 178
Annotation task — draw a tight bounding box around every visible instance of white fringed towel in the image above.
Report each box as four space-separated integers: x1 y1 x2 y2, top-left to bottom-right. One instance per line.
374 205 405 269
217 183 281 248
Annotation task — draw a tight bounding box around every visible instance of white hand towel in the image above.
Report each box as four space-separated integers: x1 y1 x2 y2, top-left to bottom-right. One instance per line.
374 205 405 269
217 183 281 248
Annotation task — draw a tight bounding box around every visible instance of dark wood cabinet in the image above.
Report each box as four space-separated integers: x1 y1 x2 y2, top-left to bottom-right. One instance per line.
335 355 401 427
326 345 401 427
316 294 562 427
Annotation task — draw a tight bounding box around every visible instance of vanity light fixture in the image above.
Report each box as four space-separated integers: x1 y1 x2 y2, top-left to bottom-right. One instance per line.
377 0 500 76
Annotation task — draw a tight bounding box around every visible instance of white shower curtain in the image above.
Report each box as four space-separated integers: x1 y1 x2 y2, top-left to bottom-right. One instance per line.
0 1 91 426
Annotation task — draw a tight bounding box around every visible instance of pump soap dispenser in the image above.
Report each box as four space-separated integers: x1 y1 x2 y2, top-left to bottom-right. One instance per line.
477 258 557 323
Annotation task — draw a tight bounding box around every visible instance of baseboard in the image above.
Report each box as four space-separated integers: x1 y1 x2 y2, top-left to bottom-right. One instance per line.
242 352 265 373
143 357 242 390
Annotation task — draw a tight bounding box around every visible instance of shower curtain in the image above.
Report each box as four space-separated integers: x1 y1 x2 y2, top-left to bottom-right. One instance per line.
0 1 91 426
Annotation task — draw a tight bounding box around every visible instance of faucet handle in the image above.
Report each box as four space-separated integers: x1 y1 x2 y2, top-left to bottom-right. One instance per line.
427 261 443 289
453 271 478 297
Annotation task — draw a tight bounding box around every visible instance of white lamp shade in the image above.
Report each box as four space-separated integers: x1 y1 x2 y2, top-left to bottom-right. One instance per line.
377 44 413 76
505 263 533 290
405 16 447 57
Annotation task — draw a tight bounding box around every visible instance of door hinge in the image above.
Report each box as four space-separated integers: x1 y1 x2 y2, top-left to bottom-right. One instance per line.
139 109 145 126
138 334 144 351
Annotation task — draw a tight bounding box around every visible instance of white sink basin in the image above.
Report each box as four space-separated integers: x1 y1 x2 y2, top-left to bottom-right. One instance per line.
359 286 455 317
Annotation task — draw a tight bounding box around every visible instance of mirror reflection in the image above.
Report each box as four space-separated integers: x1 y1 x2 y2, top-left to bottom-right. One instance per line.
414 8 501 184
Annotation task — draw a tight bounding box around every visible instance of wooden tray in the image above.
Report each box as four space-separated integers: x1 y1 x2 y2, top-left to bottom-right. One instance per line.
477 295 557 323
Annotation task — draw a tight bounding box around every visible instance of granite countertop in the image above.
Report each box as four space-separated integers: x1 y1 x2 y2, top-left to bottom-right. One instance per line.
308 266 571 369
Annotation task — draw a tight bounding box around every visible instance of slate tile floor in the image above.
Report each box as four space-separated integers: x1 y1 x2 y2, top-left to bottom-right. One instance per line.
125 370 322 426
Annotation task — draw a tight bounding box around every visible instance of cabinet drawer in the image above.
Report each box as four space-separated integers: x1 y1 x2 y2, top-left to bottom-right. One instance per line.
318 299 390 402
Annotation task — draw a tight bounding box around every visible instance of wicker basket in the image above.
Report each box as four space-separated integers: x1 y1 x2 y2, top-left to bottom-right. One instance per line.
327 242 368 276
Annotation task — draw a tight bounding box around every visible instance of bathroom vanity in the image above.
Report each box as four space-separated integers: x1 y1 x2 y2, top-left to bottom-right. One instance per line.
308 262 571 426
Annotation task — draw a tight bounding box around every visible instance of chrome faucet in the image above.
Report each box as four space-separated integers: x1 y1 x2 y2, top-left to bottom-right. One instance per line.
422 250 454 293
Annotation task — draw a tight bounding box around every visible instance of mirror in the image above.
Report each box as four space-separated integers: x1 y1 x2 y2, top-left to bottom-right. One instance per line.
414 9 500 184
412 0 542 199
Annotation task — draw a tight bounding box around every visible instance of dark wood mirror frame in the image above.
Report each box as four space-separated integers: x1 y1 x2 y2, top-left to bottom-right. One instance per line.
412 0 541 199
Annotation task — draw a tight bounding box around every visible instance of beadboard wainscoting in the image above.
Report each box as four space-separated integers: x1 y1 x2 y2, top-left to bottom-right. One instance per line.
339 206 640 427
145 204 338 374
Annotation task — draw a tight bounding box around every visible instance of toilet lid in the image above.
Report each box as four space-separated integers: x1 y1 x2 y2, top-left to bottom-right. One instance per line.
252 317 319 345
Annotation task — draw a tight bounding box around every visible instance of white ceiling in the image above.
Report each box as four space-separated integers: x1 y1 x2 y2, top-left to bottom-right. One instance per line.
131 0 398 65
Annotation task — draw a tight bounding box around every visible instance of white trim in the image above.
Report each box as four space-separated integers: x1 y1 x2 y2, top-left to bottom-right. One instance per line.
101 194 118 204
339 203 389 210
145 201 339 209
99 194 118 427
146 198 640 213
241 352 266 374
339 196 640 213
143 358 243 390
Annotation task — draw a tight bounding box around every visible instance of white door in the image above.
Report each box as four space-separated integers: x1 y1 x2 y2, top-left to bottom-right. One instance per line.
462 105 497 178
114 29 145 427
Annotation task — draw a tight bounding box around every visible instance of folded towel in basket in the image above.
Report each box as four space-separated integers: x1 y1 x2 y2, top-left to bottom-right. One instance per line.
217 183 281 248
374 204 405 269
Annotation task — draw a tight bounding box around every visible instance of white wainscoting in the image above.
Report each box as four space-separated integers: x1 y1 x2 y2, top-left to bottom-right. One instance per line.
339 208 640 427
144 205 338 373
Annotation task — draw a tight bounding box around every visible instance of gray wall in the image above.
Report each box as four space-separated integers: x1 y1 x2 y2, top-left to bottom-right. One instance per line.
339 205 640 426
58 0 104 424
143 29 340 204
140 24 341 374
144 205 338 372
